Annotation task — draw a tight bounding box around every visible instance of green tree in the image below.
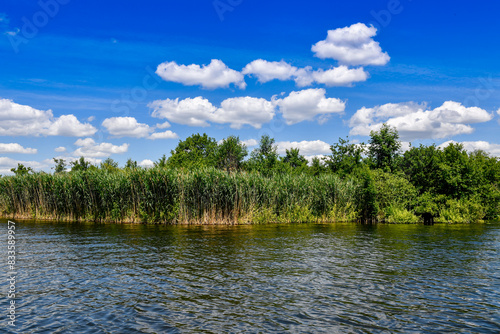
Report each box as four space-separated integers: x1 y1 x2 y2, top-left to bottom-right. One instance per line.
325 136 365 176
11 163 33 176
155 154 168 168
282 148 308 170
125 158 138 169
400 144 442 193
217 136 248 172
368 124 401 171
357 169 378 223
468 150 500 219
167 133 218 169
435 143 471 198
53 158 67 174
308 157 327 176
247 135 279 174
71 157 92 172
100 158 119 172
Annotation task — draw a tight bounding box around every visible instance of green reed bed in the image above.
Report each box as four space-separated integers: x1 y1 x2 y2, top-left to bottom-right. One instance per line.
0 168 362 224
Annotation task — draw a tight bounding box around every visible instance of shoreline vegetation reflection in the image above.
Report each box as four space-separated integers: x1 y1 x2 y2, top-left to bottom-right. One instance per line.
0 125 499 224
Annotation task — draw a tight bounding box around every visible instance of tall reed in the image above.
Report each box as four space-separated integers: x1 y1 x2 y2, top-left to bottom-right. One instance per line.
0 168 362 224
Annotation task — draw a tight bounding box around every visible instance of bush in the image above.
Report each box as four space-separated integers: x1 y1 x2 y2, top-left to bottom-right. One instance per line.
383 205 419 224
435 197 485 223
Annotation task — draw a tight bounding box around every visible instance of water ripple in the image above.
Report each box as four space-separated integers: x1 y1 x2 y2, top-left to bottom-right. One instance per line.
0 221 499 333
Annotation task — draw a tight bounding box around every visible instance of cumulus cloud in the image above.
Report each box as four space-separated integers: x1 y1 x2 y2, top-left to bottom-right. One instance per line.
349 101 493 141
148 131 179 140
55 146 66 152
156 59 246 89
151 89 345 128
139 159 155 168
273 88 345 125
102 117 178 139
150 97 217 127
156 121 171 129
439 140 500 157
0 143 37 154
242 59 298 83
102 117 152 138
0 98 97 137
46 115 98 137
213 97 275 129
242 59 368 87
312 23 390 66
276 140 331 155
73 138 129 158
309 66 368 87
241 139 258 147
150 96 275 129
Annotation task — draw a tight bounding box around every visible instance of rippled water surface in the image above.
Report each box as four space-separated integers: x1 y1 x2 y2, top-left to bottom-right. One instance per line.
1 220 499 333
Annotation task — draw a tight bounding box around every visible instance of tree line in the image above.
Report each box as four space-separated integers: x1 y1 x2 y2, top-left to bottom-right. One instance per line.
5 124 500 223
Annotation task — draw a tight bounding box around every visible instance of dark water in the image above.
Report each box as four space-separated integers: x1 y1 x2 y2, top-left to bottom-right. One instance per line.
1 220 499 333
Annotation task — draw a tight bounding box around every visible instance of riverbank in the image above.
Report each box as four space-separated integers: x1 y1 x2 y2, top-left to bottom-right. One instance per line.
0 167 492 224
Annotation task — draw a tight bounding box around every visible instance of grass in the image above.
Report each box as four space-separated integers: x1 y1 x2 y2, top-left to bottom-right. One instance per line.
0 168 360 224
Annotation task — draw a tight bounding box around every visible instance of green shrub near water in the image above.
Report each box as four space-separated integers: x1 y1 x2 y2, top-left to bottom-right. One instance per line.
0 168 363 224
371 170 419 223
435 197 486 223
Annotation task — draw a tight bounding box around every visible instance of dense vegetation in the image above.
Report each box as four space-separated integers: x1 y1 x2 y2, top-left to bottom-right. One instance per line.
1 125 499 224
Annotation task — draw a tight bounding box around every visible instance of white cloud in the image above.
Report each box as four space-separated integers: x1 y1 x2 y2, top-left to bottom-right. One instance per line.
309 66 368 87
55 146 66 152
150 96 275 129
242 59 297 83
0 157 47 175
213 97 275 129
151 90 346 128
102 117 151 138
150 97 217 127
46 115 98 137
73 138 129 158
87 116 96 122
349 101 493 141
400 141 412 152
0 143 37 154
277 140 331 155
432 101 493 124
64 156 102 166
101 117 180 140
156 121 171 129
156 59 246 89
139 159 155 168
304 154 327 164
0 98 97 137
242 59 368 87
148 130 179 140
439 140 500 157
273 88 345 125
312 23 390 66
241 139 258 147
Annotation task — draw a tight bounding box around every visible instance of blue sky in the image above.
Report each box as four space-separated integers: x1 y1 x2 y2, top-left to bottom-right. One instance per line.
0 0 499 173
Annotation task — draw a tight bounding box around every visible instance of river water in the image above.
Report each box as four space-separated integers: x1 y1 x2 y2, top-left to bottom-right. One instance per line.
1 220 499 333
